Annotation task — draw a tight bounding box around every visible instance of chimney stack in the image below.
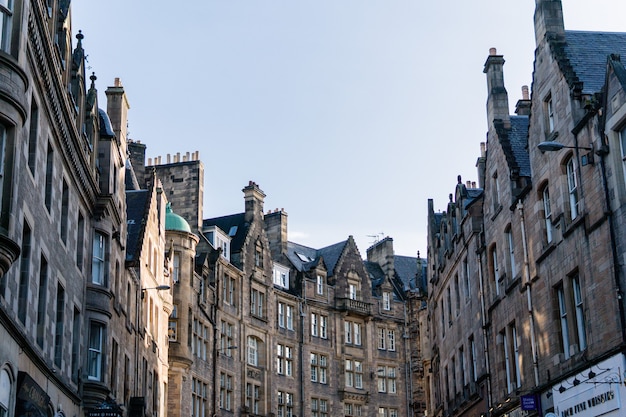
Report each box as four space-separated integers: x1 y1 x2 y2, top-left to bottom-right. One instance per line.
243 181 266 223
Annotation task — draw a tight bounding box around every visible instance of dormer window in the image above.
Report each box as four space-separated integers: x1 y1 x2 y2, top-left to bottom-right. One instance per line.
348 282 360 300
273 263 290 289
316 275 324 295
382 291 391 311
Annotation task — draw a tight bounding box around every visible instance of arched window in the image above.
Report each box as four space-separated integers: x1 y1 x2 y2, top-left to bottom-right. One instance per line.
0 367 13 417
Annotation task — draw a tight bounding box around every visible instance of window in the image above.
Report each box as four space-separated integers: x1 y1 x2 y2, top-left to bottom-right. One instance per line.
246 383 260 415
348 282 359 300
278 302 294 330
28 99 38 175
277 391 293 417
505 227 516 278
382 291 391 310
0 368 11 417
459 346 466 387
345 320 362 346
0 0 12 52
192 319 209 361
54 283 65 367
222 274 235 305
557 284 570 359
377 366 397 393
546 94 555 133
492 171 500 210
219 373 233 411
192 378 207 417
18 221 32 324
490 245 500 296
463 257 470 299
36 254 48 347
76 212 84 269
247 336 258 366
378 327 396 351
316 275 324 295
311 313 327 338
572 274 587 351
619 125 626 185
92 232 107 285
542 186 553 243
454 274 460 315
168 305 178 342
44 143 53 212
172 253 180 284
469 335 477 382
311 398 328 417
60 180 69 243
250 288 264 318
345 359 363 389
502 323 521 393
276 344 293 376
71 307 80 383
566 158 579 220
310 353 328 384
88 321 104 380
273 265 289 289
219 320 234 355
344 403 362 416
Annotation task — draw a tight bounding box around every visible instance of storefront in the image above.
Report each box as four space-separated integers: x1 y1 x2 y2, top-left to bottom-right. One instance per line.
15 372 51 417
547 353 626 417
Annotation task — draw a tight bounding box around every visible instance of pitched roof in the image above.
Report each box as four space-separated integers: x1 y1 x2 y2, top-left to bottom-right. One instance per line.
286 239 348 277
203 213 247 253
394 255 419 291
125 190 150 262
563 31 626 95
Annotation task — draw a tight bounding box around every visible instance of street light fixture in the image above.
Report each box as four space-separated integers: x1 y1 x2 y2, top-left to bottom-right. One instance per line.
141 284 171 299
537 141 594 165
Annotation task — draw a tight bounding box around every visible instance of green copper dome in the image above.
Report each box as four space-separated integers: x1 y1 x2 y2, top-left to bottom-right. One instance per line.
165 202 191 233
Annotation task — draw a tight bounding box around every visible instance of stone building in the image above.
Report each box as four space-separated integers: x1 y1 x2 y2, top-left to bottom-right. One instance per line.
0 2 173 417
425 2 626 417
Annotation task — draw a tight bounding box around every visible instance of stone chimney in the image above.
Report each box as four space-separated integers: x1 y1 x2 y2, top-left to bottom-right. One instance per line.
366 237 395 281
265 208 288 259
127 140 146 185
484 47 510 125
243 181 265 224
534 0 565 47
476 142 487 189
515 85 532 116
105 78 130 153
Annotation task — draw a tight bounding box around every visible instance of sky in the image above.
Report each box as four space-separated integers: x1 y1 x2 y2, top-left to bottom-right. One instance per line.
71 1 626 258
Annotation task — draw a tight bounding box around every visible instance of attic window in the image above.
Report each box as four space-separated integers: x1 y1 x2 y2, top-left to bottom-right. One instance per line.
296 252 312 262
228 226 238 236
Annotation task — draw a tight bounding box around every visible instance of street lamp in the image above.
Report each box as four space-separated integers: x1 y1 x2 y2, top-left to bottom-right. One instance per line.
537 141 594 165
141 284 171 299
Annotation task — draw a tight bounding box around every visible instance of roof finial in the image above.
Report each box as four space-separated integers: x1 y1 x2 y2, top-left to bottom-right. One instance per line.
89 72 97 88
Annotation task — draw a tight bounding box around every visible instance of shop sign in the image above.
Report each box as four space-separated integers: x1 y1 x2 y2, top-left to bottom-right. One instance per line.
16 372 50 417
556 388 618 417
521 394 538 410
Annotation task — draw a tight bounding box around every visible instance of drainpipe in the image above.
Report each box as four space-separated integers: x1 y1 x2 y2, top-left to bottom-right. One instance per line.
477 243 492 410
517 200 540 387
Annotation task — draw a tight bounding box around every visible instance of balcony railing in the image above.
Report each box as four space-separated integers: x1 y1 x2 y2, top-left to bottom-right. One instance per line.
336 298 372 316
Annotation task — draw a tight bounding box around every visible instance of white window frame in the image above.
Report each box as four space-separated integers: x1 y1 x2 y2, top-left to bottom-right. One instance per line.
572 275 587 351
557 285 570 359
543 187 553 243
0 0 12 53
92 232 107 285
382 291 391 310
247 336 258 366
88 321 104 380
566 158 579 220
316 275 324 295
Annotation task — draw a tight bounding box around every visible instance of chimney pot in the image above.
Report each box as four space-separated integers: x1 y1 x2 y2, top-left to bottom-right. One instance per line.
489 47 497 56
522 85 529 100
114 77 122 87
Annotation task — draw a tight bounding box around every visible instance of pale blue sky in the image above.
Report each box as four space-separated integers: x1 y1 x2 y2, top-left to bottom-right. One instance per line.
72 1 626 257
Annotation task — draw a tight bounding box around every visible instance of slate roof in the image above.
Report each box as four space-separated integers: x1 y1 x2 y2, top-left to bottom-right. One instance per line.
463 189 483 210
203 213 247 254
98 108 115 138
510 115 530 177
564 31 626 95
126 190 150 262
394 255 419 291
286 240 347 277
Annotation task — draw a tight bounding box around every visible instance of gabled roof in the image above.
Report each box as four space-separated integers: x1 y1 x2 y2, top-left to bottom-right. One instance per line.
126 190 150 262
394 255 419 291
563 31 626 95
286 239 348 277
203 213 247 253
